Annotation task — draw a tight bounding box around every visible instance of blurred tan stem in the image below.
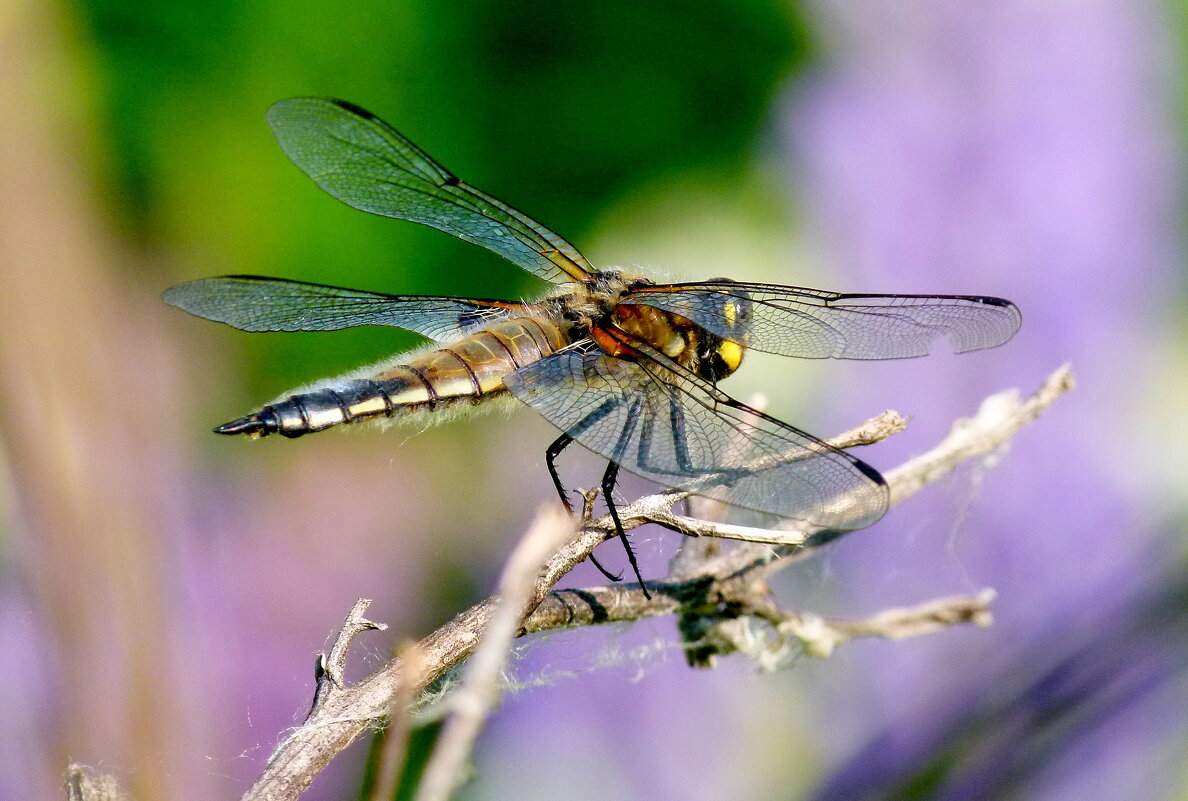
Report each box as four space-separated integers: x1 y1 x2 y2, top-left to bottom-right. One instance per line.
0 4 191 800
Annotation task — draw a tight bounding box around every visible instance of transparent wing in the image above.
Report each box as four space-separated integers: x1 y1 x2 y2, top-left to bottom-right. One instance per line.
163 275 525 340
621 281 1021 359
266 97 592 285
505 340 888 530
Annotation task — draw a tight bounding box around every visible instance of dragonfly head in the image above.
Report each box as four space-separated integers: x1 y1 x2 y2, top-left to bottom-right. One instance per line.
695 334 745 382
691 278 751 382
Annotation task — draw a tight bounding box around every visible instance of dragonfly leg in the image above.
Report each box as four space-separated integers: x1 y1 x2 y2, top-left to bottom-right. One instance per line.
586 548 622 583
545 432 622 583
601 460 651 600
545 432 576 514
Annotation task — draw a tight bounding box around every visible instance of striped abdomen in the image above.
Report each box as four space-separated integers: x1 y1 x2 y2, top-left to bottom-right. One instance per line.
215 317 570 438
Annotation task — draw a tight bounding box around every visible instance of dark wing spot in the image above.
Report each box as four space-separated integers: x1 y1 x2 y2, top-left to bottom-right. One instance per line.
329 99 378 120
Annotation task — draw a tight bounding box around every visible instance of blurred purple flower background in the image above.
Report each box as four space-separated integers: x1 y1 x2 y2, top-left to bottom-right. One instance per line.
785 1 1186 797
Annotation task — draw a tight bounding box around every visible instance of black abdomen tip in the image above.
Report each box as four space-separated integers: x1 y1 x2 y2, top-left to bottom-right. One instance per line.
214 408 280 437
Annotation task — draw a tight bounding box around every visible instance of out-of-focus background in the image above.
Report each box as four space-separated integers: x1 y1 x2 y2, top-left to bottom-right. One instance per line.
2 1 1186 799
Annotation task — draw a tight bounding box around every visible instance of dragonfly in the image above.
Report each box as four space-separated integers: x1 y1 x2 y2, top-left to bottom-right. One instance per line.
164 97 1021 592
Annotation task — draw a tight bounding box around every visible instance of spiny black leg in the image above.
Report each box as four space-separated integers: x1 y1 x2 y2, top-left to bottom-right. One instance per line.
601 460 651 600
546 432 622 582
545 432 576 514
586 548 622 583
587 551 622 582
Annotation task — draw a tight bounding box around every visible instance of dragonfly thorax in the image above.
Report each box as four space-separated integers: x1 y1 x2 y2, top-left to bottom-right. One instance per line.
588 303 745 384
561 270 750 383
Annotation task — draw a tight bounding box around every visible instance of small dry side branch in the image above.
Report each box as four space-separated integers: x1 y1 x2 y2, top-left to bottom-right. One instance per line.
233 365 1072 801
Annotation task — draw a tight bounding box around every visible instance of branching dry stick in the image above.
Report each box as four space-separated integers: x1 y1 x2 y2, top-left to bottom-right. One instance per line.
238 366 1073 801
696 364 1076 582
310 600 387 714
783 589 998 657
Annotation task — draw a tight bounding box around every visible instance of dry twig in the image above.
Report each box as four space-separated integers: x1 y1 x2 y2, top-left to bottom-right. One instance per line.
413 507 573 801
310 599 387 714
236 366 1072 801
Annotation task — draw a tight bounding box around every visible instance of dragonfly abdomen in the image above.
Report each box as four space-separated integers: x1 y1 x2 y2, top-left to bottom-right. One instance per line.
214 379 403 438
215 316 571 439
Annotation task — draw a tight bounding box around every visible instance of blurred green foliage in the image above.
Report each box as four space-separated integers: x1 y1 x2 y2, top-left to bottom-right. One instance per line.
80 0 811 396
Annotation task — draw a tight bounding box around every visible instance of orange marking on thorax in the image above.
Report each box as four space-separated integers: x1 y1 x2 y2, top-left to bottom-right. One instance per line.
591 324 640 360
601 304 692 361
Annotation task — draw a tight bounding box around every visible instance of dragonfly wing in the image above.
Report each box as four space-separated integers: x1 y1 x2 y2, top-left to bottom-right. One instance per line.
266 98 592 285
163 275 525 340
505 341 888 531
622 282 1021 359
